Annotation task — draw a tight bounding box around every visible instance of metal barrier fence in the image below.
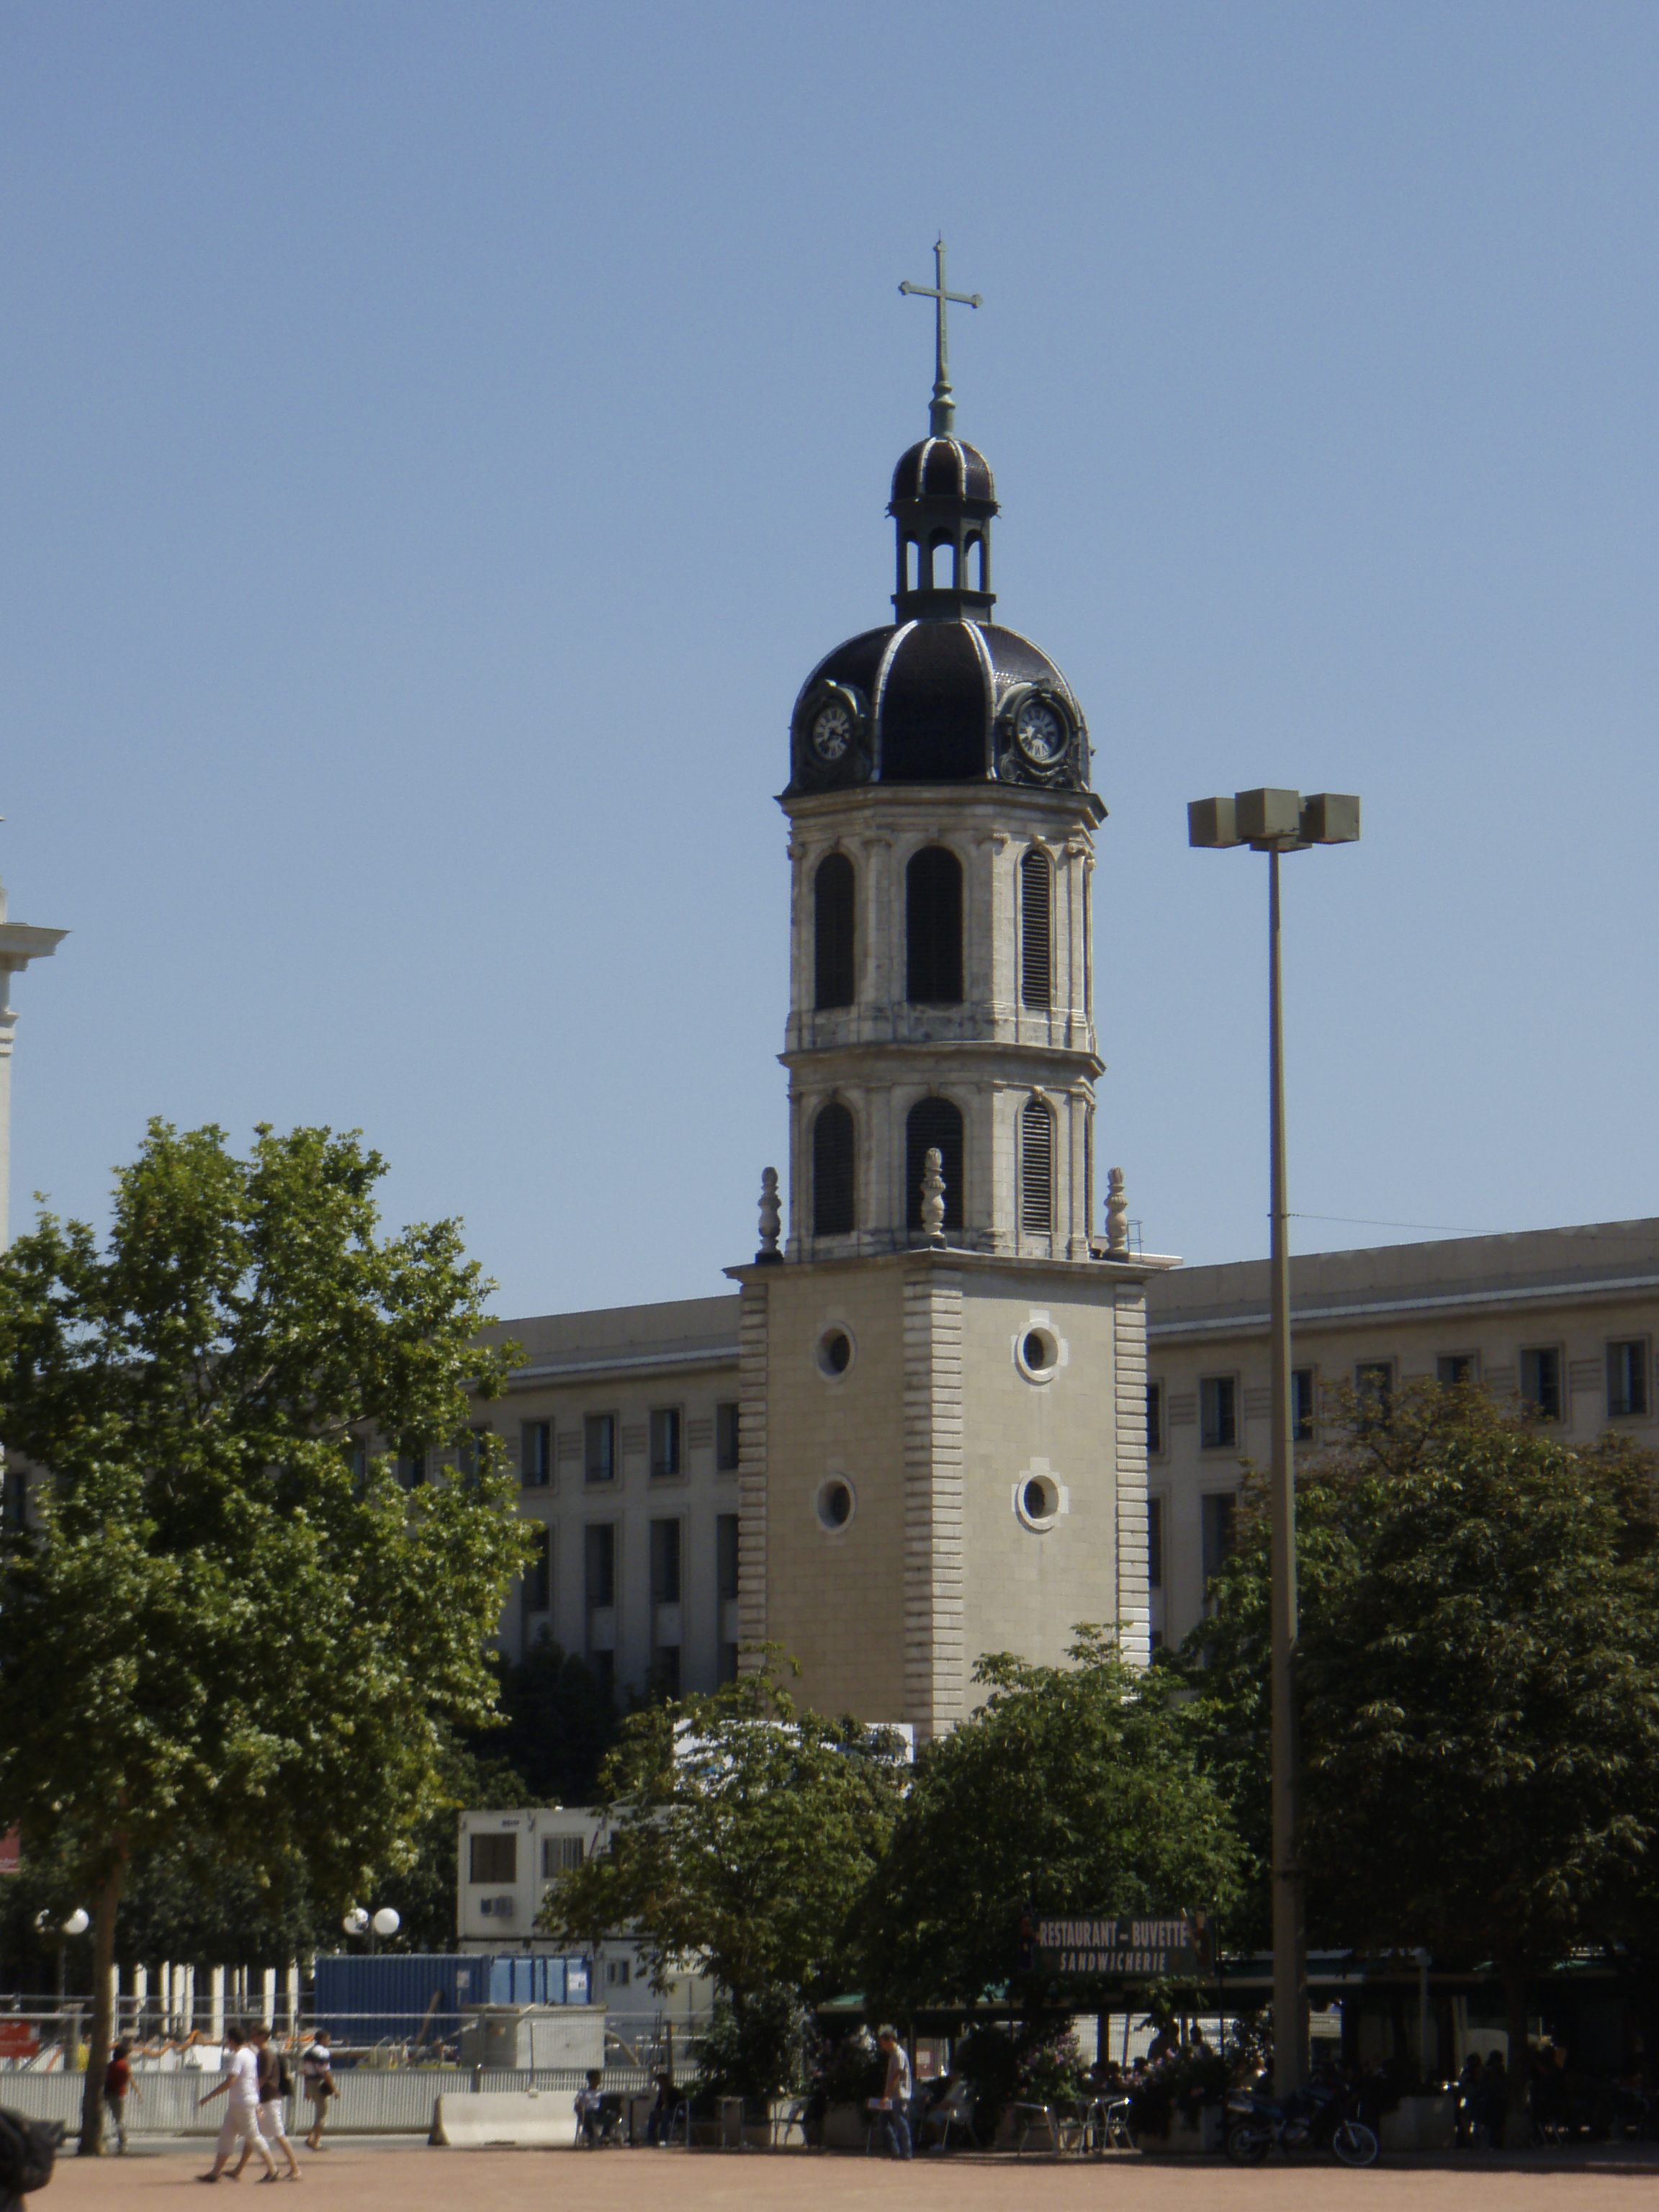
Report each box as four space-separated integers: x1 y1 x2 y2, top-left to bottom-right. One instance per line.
0 2064 659 2137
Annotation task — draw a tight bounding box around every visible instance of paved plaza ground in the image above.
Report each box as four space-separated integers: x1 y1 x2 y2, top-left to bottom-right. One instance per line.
29 2137 1659 2212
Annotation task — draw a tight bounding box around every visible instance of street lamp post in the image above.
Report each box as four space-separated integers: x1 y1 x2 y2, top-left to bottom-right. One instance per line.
343 1905 401 1957
1188 787 1360 2096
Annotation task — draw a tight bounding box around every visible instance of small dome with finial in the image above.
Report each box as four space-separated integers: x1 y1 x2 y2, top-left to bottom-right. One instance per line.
890 438 996 505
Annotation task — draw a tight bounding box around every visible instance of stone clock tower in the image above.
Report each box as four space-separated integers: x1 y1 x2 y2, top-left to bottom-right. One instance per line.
729 247 1169 1740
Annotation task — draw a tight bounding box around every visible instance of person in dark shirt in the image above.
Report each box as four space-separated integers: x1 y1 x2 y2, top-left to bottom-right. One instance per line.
104 2041 137 2154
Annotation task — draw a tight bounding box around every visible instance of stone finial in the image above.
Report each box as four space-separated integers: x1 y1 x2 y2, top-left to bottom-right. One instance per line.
756 1166 782 1264
921 1146 946 1248
1106 1166 1130 1258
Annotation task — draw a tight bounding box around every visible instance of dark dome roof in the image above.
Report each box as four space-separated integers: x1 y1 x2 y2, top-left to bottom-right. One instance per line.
889 437 996 506
789 619 1089 792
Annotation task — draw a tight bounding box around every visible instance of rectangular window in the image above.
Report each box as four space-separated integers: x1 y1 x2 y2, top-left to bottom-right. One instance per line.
1292 1368 1316 1444
1437 1354 1476 1388
1608 1341 1648 1419
398 1452 426 1488
348 1441 368 1483
457 1426 491 1481
542 1835 585 1879
716 1513 740 1603
469 1832 516 1884
1200 1375 1237 1451
1146 1382 1163 1456
1200 1493 1237 1587
715 1401 741 1473
1 1468 26 1534
585 1522 616 1609
521 1421 552 1488
1521 1346 1562 1421
652 1647 682 1699
1355 1362 1394 1423
649 1407 682 1480
521 1523 551 1618
650 1517 683 1606
585 1413 616 1484
1147 1496 1164 1591
590 1649 615 1701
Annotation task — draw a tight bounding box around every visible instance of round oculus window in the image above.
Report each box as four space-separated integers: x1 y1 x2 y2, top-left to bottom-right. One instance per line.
1017 1473 1061 1529
817 1326 855 1378
1017 1326 1061 1382
817 1477 855 1531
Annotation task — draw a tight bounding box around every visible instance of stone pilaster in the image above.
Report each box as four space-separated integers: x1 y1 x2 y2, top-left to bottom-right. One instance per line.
734 1278 770 1673
902 1262 966 1739
1113 1279 1152 1668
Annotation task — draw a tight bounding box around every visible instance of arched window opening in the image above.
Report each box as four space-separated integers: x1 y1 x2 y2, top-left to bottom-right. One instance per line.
907 845 963 1004
905 539 920 591
930 534 957 589
812 1102 855 1238
966 534 984 590
1020 847 1052 1009
907 1097 964 1233
814 851 855 1009
1020 1097 1054 1236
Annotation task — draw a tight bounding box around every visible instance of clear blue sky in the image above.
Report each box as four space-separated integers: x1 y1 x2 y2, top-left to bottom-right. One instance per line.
4 1 1658 1317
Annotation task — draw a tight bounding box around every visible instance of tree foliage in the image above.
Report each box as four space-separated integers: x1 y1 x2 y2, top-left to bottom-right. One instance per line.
858 1627 1242 2017
0 1121 529 2148
539 1652 909 2030
469 1632 618 1809
1184 1383 1659 2123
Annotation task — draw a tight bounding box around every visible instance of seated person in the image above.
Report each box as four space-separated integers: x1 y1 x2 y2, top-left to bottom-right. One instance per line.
574 2070 606 2145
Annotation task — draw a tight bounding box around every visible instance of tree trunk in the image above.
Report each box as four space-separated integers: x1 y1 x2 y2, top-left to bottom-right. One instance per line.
78 1857 126 2157
1501 1959 1531 2151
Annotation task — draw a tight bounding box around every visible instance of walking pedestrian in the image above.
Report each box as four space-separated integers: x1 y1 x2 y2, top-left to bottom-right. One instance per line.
300 2030 335 2152
196 2026 278 2184
103 2038 138 2154
233 2027 302 2182
876 2028 913 2159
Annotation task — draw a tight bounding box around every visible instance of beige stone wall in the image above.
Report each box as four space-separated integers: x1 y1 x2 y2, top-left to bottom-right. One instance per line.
734 1251 1152 1739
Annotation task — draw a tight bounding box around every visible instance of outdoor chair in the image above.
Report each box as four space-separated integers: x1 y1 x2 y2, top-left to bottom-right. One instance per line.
770 2095 811 2148
915 2078 980 2153
1011 2098 1088 2157
1092 2094 1134 2151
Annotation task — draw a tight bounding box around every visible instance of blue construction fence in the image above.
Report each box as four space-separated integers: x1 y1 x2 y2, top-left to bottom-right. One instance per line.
312 1951 593 2046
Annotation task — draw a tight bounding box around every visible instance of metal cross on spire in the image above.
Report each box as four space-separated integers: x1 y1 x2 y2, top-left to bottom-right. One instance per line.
899 235 981 438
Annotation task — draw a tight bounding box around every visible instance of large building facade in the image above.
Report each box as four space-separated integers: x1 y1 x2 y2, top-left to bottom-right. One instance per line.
481 1215 1659 1692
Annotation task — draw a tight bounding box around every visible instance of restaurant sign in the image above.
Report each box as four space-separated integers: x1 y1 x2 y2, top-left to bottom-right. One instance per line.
1032 1912 1211 1981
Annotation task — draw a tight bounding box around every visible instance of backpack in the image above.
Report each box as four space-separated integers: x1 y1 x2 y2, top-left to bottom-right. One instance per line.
0 2108 63 2195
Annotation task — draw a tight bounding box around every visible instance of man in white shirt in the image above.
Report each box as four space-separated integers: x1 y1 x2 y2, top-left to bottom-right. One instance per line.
876 2028 913 2159
195 2026 277 2182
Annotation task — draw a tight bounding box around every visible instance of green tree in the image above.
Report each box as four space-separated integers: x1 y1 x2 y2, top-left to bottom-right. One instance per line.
858 1627 1242 2018
471 1632 618 1809
539 1652 910 2091
0 1121 530 2152
1187 1386 1659 2136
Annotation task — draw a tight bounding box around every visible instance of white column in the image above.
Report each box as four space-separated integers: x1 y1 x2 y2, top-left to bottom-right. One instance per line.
160 1961 173 2031
210 1966 225 2041
261 1967 276 2028
183 1964 196 2037
132 1964 148 2030
286 1961 301 2035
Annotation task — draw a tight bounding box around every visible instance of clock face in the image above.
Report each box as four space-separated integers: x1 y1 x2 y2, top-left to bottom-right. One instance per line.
811 700 855 763
1013 695 1068 768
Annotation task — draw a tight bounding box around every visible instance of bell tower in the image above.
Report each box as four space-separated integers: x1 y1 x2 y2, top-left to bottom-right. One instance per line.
729 247 1168 1740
